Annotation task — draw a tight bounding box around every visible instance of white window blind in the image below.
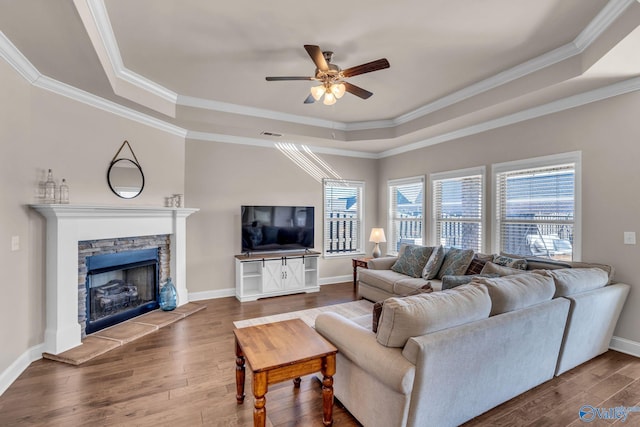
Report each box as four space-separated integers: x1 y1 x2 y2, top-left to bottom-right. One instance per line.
323 179 364 256
432 168 484 252
388 176 424 255
495 154 578 261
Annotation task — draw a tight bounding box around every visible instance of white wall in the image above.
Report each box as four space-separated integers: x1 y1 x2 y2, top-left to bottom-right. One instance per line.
0 58 185 381
184 140 379 296
377 90 640 345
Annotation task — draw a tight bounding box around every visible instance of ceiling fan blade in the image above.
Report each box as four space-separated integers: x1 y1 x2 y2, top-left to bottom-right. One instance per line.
341 58 390 78
304 94 315 104
344 82 373 99
304 45 329 71
266 76 314 81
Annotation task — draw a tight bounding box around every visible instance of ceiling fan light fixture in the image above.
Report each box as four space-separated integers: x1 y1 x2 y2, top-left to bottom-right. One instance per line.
331 82 346 99
310 85 325 101
323 92 336 105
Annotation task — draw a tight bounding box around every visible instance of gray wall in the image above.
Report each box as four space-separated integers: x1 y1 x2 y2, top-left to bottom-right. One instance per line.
377 90 640 344
184 140 379 295
0 59 185 375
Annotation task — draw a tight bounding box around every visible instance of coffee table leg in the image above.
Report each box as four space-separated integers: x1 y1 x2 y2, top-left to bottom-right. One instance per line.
293 377 301 388
235 339 245 404
321 354 336 426
253 371 268 427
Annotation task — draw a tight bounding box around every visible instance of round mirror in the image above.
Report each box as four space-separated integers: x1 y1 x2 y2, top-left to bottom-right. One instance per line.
107 158 145 199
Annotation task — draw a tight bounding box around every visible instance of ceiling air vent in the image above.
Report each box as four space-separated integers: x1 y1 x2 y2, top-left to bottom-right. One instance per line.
260 131 282 137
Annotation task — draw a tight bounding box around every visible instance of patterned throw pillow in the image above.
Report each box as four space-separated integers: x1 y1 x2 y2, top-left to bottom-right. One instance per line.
391 245 434 278
465 253 493 275
422 245 446 279
492 254 528 270
437 248 475 279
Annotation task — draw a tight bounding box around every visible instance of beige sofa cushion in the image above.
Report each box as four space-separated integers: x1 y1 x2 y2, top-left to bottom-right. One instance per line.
472 273 555 315
547 268 609 297
376 283 491 348
480 261 527 276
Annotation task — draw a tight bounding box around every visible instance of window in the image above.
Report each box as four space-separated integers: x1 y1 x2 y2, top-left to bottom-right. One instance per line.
493 152 581 261
431 167 485 252
388 176 424 255
323 179 365 256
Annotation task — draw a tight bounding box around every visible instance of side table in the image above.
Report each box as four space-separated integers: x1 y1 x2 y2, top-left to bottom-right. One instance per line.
234 319 338 426
352 257 373 291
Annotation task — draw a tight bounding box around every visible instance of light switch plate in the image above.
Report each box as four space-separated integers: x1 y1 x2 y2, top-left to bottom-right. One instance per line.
624 231 636 245
11 235 19 251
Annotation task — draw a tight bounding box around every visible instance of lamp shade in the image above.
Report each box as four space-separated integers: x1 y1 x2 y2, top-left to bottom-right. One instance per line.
369 228 386 243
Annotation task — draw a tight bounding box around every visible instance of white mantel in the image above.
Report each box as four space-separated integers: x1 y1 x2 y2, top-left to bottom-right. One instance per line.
31 204 198 355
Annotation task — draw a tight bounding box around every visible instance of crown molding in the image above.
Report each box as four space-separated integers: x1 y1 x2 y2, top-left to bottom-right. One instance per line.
574 0 636 50
178 95 348 131
83 0 178 104
186 130 378 159
379 76 640 158
79 0 632 132
32 75 187 137
0 31 39 83
3 28 639 160
0 33 187 137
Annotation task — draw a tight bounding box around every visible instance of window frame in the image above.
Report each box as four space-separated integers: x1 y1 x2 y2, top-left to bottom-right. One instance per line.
491 151 582 260
387 175 425 255
430 166 486 252
322 179 366 258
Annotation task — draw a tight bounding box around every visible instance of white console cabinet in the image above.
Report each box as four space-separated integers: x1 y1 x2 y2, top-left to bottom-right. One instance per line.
235 251 320 302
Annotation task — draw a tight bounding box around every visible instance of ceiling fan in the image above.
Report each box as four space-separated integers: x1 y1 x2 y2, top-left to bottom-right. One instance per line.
265 45 390 105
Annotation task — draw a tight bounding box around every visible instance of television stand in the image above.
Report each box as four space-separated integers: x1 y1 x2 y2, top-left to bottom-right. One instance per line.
234 251 320 302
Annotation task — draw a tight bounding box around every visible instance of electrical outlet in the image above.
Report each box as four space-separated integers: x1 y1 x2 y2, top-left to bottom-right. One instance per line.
11 235 19 251
624 231 636 245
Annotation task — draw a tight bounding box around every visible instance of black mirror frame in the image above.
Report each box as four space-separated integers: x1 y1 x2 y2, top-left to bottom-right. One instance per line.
107 158 145 199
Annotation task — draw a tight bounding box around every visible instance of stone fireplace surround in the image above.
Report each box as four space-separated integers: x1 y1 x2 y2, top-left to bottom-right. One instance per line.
79 235 171 337
31 205 198 355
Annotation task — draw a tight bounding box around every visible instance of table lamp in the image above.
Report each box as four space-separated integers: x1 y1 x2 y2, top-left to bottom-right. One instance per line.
369 228 386 258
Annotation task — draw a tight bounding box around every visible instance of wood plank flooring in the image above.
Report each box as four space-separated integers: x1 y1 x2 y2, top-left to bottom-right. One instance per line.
1 282 639 426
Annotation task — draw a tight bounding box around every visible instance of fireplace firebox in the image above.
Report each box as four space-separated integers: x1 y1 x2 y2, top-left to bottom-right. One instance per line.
85 248 160 334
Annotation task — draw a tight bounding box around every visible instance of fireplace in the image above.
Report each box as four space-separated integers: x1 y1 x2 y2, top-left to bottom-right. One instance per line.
85 248 160 334
30 205 198 355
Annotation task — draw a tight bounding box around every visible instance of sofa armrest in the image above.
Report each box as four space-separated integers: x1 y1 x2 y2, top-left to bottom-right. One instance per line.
367 256 398 270
315 312 415 394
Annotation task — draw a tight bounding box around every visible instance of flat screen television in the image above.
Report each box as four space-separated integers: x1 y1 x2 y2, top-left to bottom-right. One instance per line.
241 205 315 253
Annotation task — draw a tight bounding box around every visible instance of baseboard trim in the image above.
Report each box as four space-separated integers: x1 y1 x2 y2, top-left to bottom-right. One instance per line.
609 336 640 358
188 288 236 301
1 343 45 396
319 275 352 286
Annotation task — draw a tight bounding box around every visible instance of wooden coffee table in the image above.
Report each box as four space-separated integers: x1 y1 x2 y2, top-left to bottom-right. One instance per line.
234 318 338 426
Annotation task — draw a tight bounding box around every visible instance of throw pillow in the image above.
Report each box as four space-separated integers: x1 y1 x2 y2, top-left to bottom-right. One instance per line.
422 245 446 279
372 283 432 332
391 245 434 278
480 261 527 276
441 274 500 290
437 248 475 279
492 254 528 270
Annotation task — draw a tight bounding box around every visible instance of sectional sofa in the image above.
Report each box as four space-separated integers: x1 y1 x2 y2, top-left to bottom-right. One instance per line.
315 251 629 427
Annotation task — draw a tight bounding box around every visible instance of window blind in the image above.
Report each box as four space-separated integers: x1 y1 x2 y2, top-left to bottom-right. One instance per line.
496 163 575 260
432 171 483 252
323 179 364 256
388 177 424 254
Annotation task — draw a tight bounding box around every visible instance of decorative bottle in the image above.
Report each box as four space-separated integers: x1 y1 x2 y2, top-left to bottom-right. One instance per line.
159 277 177 311
59 178 69 204
44 169 57 204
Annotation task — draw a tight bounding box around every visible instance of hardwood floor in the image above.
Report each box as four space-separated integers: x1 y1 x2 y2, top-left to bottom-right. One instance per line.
1 282 639 426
